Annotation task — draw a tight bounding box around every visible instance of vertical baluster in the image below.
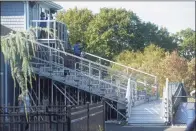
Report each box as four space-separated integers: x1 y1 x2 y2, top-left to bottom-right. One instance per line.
54 21 56 39
36 22 38 38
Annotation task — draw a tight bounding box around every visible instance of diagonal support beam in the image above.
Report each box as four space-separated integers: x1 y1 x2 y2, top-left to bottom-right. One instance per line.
105 101 126 119
53 83 75 105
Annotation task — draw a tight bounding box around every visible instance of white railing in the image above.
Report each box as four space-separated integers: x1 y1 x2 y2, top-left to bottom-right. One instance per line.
31 20 67 41
161 78 169 122
31 20 69 51
27 39 129 104
84 52 157 87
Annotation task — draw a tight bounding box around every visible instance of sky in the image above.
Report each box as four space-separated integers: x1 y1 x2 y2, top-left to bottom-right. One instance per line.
55 1 195 34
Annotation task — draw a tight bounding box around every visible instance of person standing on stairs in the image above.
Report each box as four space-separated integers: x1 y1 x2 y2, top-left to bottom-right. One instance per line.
39 12 47 39
73 40 83 70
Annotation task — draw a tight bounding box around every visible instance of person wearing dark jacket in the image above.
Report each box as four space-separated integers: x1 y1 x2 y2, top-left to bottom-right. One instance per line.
39 12 48 39
73 40 82 70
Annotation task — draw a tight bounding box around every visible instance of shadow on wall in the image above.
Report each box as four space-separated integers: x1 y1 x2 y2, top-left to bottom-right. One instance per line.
0 24 15 36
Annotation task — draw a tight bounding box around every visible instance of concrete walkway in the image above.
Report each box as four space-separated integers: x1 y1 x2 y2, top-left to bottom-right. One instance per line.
128 99 164 124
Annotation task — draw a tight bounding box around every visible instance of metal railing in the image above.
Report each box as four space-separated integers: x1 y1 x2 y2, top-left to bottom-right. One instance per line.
84 52 157 86
26 39 132 103
31 20 68 42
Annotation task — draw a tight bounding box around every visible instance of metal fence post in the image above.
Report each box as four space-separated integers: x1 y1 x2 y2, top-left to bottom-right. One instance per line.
87 102 90 131
67 105 71 131
171 95 174 126
102 98 105 131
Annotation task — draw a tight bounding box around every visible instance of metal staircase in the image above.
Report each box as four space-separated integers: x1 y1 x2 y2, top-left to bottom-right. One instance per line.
26 38 158 123
30 40 155 105
27 19 159 123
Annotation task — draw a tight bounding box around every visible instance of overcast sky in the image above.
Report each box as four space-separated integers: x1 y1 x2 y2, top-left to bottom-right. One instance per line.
55 1 195 34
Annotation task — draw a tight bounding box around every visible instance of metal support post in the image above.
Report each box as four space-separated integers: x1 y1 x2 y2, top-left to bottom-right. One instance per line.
77 89 80 105
67 105 71 131
171 95 174 126
51 80 54 105
90 94 92 104
38 76 40 105
102 98 106 131
64 86 67 106
87 102 90 131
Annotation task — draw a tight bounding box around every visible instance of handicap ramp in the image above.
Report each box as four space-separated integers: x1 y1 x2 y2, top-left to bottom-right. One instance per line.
128 100 165 125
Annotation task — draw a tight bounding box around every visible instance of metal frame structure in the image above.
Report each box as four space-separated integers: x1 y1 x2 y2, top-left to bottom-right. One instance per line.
9 19 161 124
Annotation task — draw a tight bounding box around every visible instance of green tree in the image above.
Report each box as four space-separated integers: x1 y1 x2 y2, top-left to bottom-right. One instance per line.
175 28 195 60
159 51 188 93
85 8 142 59
113 45 190 96
141 22 178 52
113 44 165 88
1 29 37 118
56 7 94 45
185 58 195 92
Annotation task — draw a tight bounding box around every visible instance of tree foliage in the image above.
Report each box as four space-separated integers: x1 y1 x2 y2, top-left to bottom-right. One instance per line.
175 28 195 60
85 8 142 59
1 29 38 118
185 58 195 92
1 30 37 98
56 7 94 45
140 22 178 52
57 8 179 60
114 44 194 95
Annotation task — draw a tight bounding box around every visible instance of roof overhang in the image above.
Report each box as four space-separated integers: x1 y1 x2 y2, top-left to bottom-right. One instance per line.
38 1 63 11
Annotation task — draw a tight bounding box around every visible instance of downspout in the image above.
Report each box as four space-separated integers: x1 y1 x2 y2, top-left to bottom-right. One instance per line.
5 47 8 112
26 1 29 29
24 1 29 30
24 1 27 29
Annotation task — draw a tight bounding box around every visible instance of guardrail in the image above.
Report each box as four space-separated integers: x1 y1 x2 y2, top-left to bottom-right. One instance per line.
31 20 68 42
84 52 157 85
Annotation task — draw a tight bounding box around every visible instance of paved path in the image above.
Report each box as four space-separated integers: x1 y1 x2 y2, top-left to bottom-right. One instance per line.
128 99 164 124
106 124 186 131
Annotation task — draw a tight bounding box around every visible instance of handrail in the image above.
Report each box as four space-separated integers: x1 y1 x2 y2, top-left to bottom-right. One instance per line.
31 20 68 50
32 20 66 25
85 52 157 79
75 62 129 79
30 20 155 87
27 38 131 85
31 56 127 91
76 61 156 87
32 68 126 105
